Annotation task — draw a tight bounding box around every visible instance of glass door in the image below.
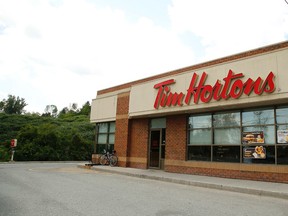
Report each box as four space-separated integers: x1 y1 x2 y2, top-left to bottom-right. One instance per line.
149 130 161 168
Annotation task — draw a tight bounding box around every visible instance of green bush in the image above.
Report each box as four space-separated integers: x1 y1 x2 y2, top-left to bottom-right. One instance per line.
0 113 94 161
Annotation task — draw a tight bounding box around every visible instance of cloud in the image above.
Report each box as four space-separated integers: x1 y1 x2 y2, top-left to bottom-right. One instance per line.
168 0 288 61
0 0 195 112
1 0 287 113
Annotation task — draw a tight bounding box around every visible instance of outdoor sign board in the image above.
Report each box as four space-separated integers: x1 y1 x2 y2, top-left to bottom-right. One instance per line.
242 131 266 159
153 70 275 109
242 131 264 144
277 129 288 143
243 146 266 159
10 139 17 148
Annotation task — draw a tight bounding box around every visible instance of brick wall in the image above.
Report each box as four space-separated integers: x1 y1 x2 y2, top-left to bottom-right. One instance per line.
115 93 149 168
129 118 149 158
115 92 130 167
93 41 288 183
165 165 288 183
166 115 187 161
163 114 288 183
128 118 149 168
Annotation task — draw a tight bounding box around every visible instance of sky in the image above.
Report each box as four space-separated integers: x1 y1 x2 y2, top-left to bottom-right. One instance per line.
0 0 288 114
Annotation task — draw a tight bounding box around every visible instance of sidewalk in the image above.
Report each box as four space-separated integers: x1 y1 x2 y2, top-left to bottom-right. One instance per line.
78 164 288 200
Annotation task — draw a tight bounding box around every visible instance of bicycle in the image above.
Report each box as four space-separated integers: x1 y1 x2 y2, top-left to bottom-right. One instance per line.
99 149 118 166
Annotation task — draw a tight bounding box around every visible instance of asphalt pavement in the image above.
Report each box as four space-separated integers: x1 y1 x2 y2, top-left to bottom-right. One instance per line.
3 162 288 216
79 164 288 200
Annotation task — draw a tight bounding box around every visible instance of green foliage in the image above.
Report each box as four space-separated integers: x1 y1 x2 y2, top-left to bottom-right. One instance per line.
0 145 10 161
0 111 94 161
58 102 91 118
0 95 94 161
43 105 58 117
79 101 91 116
0 95 27 114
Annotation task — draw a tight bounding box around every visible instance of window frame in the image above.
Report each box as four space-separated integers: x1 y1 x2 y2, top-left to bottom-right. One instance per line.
96 121 115 154
187 106 288 165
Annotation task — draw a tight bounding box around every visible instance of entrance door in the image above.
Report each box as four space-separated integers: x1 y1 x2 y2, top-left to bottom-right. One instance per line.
149 130 161 168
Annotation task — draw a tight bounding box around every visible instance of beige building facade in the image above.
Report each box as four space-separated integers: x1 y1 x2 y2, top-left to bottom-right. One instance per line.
91 41 288 183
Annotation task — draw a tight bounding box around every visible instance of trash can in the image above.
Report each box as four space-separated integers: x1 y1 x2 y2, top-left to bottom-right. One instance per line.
91 154 101 164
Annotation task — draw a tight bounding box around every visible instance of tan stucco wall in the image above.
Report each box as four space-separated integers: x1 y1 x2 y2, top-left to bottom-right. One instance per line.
90 88 131 123
90 95 117 123
129 48 288 117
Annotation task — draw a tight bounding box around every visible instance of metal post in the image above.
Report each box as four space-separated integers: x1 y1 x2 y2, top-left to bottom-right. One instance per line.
10 149 15 162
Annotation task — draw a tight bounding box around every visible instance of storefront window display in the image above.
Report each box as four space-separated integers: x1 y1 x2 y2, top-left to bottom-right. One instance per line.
188 106 288 164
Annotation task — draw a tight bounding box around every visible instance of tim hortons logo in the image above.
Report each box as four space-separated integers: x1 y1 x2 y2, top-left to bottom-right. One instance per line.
153 70 275 109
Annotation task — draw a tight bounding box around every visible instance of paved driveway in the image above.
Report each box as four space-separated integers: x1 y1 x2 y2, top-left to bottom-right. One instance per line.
1 162 287 216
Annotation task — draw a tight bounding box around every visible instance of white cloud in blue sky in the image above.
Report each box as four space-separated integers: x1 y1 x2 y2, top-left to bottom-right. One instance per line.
0 0 287 113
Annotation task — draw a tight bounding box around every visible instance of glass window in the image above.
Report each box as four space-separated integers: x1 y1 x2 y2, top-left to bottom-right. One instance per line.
151 118 166 129
107 144 114 153
187 146 211 161
189 129 212 145
277 125 288 130
98 123 108 133
213 146 240 163
276 107 288 124
96 144 106 154
96 122 115 154
108 134 115 144
109 122 116 132
214 128 241 145
277 146 288 164
213 112 240 127
161 146 166 159
189 115 212 129
161 129 166 159
242 109 274 126
188 106 287 164
98 134 107 144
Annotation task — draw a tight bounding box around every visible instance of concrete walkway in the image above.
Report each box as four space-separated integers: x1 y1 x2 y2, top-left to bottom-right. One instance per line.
78 164 288 200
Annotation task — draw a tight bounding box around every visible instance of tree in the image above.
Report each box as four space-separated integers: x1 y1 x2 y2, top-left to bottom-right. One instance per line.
0 95 27 114
79 101 91 116
69 103 79 114
0 98 94 161
58 103 81 118
58 107 69 117
0 101 4 112
43 105 58 117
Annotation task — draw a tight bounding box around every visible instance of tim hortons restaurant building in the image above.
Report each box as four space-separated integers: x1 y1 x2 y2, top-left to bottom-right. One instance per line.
90 41 288 183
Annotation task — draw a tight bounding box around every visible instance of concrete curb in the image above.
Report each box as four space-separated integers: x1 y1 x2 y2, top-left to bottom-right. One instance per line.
78 165 288 200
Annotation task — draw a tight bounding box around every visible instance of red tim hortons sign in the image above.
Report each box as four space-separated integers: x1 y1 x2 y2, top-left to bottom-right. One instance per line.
153 70 275 109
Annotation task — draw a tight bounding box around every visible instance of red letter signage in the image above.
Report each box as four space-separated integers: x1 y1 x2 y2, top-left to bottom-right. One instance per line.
153 70 276 109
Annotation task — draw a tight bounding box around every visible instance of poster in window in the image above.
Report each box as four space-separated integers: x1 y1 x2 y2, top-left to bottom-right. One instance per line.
242 131 264 144
277 129 288 144
243 146 266 159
